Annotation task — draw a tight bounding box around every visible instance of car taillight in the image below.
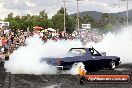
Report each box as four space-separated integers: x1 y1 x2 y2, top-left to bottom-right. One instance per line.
56 58 61 65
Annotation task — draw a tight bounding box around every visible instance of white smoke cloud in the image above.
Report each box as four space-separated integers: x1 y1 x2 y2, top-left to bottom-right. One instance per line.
4 35 57 75
69 62 86 75
89 26 132 64
4 34 82 75
4 26 132 75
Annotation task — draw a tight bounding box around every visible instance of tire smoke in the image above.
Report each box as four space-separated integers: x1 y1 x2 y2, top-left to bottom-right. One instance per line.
69 62 86 75
4 26 132 75
4 34 82 75
88 26 132 64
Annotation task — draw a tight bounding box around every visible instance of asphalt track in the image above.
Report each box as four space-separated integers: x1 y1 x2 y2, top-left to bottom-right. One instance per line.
0 63 132 88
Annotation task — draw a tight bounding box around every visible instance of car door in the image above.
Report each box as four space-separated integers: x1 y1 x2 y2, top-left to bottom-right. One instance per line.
90 48 107 68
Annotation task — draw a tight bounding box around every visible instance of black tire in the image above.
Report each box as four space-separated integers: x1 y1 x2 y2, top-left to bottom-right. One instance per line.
78 76 86 85
109 61 115 70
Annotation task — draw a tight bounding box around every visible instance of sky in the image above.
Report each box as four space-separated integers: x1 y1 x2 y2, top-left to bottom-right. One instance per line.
0 0 132 19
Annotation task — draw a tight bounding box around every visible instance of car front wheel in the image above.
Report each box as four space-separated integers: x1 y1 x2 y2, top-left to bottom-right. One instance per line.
109 61 115 70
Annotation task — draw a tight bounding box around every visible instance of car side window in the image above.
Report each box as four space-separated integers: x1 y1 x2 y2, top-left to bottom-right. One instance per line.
89 48 101 56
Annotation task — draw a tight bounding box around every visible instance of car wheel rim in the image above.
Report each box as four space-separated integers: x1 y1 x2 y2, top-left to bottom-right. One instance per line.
111 62 115 69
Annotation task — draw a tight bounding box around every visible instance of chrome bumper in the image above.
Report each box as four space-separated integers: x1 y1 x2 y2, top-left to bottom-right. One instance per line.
54 66 64 69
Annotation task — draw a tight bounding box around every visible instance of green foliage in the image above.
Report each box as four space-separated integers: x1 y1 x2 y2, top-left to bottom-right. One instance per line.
52 12 64 31
66 16 76 33
52 7 75 33
21 19 34 30
105 23 113 30
97 13 118 32
39 10 48 19
9 20 20 29
4 10 51 31
4 8 126 33
80 15 96 28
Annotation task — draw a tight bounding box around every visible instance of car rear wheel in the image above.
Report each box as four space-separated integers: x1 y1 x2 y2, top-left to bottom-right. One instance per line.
109 61 115 70
77 76 86 84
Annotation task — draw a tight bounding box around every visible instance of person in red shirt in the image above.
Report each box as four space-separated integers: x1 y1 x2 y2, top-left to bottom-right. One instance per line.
1 36 8 46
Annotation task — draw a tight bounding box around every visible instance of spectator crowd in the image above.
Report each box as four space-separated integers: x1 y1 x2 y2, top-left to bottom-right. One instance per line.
0 27 103 60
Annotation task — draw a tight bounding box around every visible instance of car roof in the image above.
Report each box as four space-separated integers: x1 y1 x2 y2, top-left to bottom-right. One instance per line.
70 48 90 49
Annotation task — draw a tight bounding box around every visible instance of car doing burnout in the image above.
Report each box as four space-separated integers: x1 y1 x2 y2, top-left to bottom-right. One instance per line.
42 47 121 71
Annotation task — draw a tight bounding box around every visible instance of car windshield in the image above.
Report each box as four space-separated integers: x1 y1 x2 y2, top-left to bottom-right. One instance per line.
68 49 86 56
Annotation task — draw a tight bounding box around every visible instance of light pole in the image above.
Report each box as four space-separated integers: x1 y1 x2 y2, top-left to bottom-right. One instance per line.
63 1 66 33
121 0 129 26
76 0 84 32
127 0 128 26
62 0 69 34
77 0 79 31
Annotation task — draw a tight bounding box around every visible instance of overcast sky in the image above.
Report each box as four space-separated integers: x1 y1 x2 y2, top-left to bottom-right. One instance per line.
0 0 132 19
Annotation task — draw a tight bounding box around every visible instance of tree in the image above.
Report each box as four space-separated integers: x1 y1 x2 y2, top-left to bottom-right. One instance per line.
52 7 75 33
52 12 64 31
37 19 53 29
4 13 14 22
80 15 97 28
7 13 13 19
4 13 21 30
4 9 76 33
10 20 20 29
34 10 52 28
98 13 116 32
66 16 76 33
105 23 113 31
21 19 33 30
39 10 48 19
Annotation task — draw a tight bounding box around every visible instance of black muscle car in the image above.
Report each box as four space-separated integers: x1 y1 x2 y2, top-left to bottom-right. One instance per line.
42 47 121 71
